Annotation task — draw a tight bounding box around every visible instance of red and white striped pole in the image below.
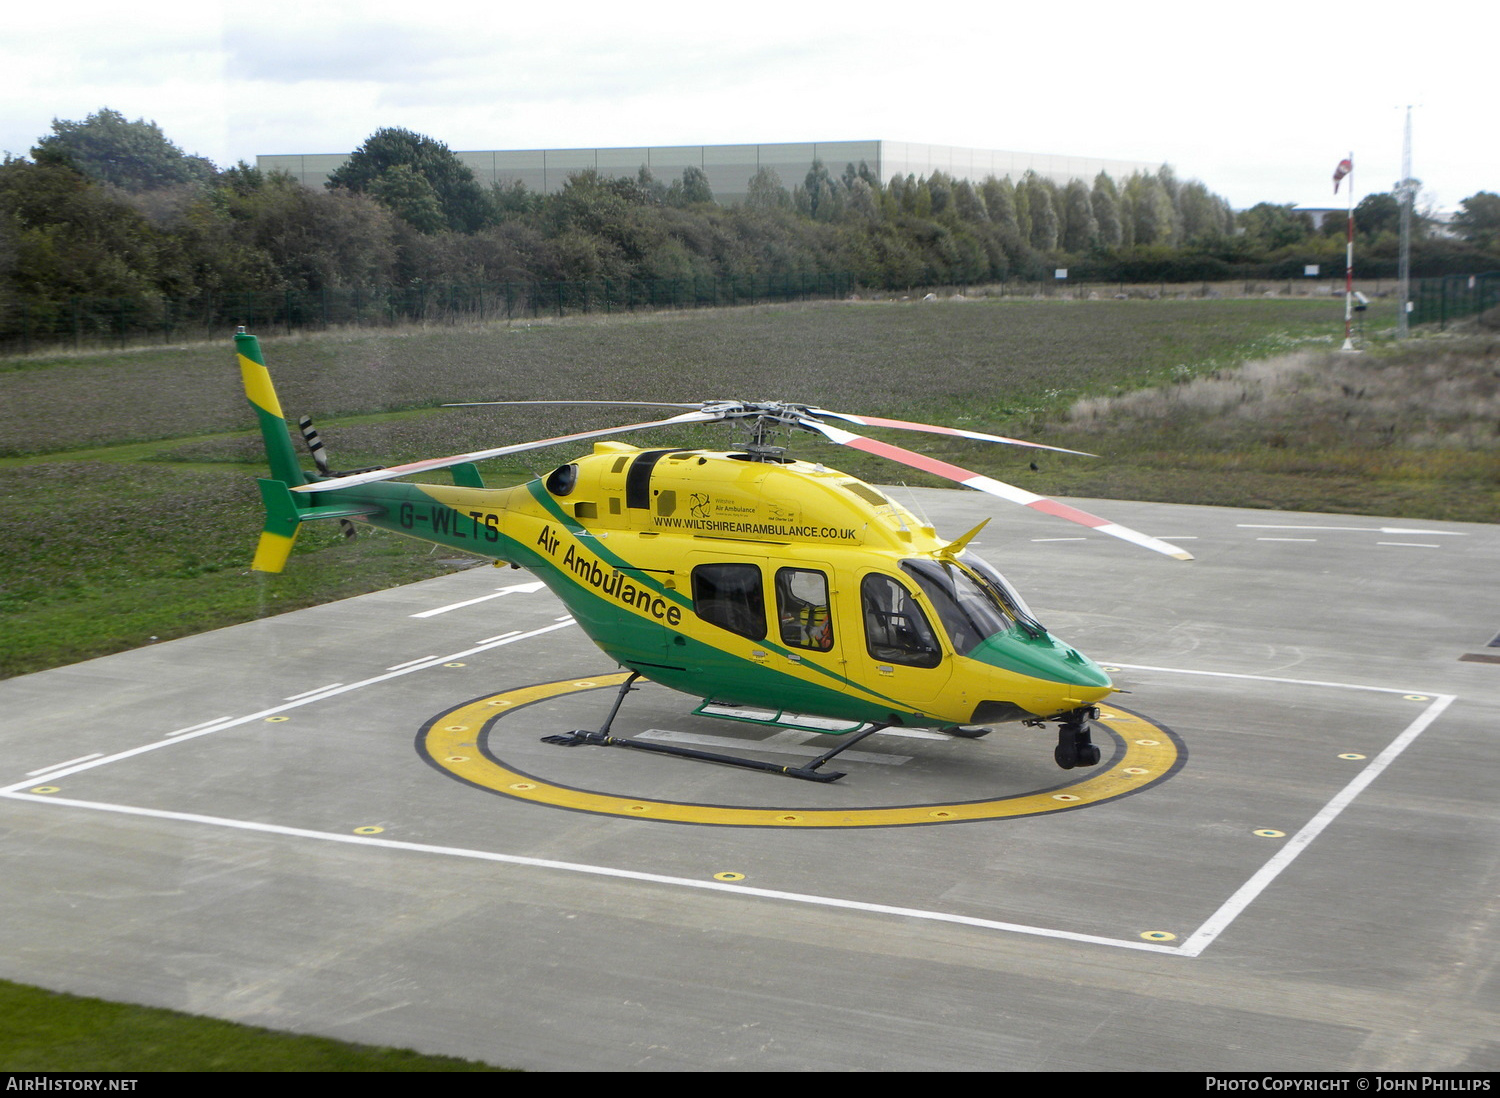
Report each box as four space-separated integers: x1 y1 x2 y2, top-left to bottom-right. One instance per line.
1334 153 1355 350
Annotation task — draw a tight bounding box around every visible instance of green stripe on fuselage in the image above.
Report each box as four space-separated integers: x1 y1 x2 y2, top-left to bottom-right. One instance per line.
339 479 920 726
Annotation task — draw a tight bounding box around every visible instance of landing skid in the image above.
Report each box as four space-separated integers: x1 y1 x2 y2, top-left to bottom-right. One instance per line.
541 673 889 783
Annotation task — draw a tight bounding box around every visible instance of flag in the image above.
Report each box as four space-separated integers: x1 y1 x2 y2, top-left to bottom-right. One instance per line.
1333 157 1353 194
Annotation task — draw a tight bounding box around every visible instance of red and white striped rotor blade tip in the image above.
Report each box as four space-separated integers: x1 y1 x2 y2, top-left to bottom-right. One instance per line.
807 408 1093 456
800 418 1192 560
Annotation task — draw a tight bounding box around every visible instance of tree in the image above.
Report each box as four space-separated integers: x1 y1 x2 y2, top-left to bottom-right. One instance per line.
368 163 447 234
842 160 880 192
667 166 714 207
1092 172 1123 247
1177 180 1231 243
951 180 988 224
1019 173 1057 251
33 108 214 193
1238 202 1314 250
927 171 953 218
1124 171 1177 246
1011 177 1032 244
800 160 843 222
327 128 490 233
0 155 165 302
1060 180 1097 252
744 167 791 212
980 177 1019 237
491 179 538 221
239 175 398 290
844 177 880 222
1451 192 1500 251
1341 193 1392 239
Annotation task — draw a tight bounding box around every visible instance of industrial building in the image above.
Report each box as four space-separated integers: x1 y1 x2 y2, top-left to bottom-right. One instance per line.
257 140 1160 203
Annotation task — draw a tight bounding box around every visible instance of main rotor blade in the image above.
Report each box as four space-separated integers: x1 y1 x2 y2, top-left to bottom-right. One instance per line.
806 408 1094 456
798 416 1192 561
443 400 702 409
289 408 725 494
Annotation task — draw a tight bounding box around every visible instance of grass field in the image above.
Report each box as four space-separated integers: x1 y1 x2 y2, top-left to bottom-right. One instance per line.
4 294 1494 683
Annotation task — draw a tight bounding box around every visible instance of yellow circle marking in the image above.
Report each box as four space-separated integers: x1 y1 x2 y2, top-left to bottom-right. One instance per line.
1403 695 1429 701
445 663 466 668
420 674 1184 828
266 716 289 723
714 872 745 881
354 826 384 835
1254 829 1285 838
1338 753 1366 761
1141 931 1177 942
30 786 59 795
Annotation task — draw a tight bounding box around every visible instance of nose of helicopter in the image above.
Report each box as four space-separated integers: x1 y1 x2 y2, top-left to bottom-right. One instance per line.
968 631 1115 708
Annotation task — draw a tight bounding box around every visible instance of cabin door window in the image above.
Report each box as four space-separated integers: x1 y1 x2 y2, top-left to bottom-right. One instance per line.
690 562 767 640
775 568 834 651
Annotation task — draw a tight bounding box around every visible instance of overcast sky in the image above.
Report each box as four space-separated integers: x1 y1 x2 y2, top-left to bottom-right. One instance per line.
3 0 1491 211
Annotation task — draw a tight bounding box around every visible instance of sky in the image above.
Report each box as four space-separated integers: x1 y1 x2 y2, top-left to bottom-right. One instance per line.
2 0 1492 212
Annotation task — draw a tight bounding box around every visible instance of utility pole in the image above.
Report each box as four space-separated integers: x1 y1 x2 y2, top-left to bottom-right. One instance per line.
1396 106 1416 339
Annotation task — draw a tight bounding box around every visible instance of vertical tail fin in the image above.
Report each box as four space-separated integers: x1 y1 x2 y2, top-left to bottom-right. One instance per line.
237 329 379 572
237 329 306 489
236 329 306 572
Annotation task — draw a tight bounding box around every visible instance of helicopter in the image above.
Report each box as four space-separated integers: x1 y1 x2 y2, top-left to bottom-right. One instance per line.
237 329 1190 783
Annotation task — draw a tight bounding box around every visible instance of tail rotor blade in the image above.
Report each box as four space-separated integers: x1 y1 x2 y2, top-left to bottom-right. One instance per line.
298 416 332 476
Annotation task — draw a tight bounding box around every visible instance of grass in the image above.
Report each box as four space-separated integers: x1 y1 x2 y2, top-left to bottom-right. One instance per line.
1030 334 1500 523
0 462 470 676
0 297 1347 457
0 979 509 1071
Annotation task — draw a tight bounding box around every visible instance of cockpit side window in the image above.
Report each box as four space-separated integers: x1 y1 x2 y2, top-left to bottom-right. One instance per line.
775 568 834 651
691 563 767 640
957 552 1046 636
860 574 941 668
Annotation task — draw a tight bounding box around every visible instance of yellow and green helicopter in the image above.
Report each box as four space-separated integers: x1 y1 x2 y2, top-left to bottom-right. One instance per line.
239 329 1190 783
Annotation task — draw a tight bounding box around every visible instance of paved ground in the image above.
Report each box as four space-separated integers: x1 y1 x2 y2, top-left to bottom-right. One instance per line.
2 490 1496 1072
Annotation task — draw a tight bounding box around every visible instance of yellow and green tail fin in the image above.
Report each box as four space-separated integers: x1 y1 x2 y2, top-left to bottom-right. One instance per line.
237 329 308 571
238 329 376 572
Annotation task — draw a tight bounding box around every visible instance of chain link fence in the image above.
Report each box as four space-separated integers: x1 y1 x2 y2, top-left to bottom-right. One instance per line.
1410 272 1500 329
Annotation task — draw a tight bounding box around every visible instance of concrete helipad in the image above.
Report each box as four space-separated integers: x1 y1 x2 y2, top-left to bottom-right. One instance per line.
2 490 1496 1072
